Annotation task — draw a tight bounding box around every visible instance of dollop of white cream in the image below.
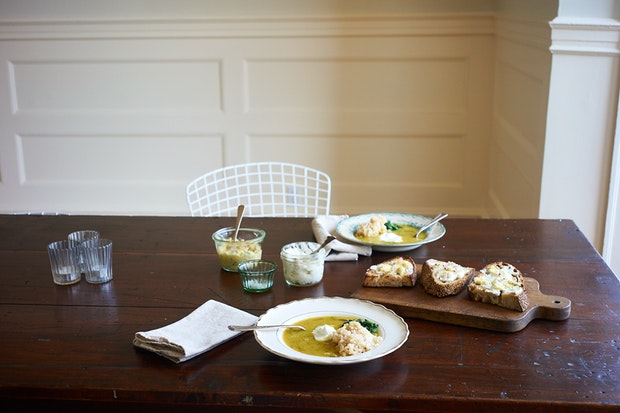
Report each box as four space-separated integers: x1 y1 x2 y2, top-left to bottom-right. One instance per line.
379 232 403 242
312 324 336 341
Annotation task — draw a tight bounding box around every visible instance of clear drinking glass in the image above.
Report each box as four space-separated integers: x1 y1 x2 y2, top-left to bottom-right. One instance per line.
47 240 81 285
68 230 100 273
238 260 277 293
83 238 113 284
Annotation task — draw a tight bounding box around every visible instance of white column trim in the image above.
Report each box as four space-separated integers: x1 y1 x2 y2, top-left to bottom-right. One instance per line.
541 15 620 251
603 90 620 279
549 16 620 56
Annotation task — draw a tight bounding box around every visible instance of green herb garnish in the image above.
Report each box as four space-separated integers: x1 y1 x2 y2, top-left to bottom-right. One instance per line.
344 319 379 334
384 221 401 231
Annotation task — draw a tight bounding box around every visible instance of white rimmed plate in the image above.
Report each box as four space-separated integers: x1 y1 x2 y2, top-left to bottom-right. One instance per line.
253 297 409 365
336 212 446 252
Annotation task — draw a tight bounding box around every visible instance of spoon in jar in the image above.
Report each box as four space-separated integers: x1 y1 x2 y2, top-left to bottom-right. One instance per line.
311 235 336 254
233 204 245 241
228 324 306 331
415 213 448 238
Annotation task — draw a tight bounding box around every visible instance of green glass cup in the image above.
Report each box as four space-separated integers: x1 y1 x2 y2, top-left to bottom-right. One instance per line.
238 260 277 293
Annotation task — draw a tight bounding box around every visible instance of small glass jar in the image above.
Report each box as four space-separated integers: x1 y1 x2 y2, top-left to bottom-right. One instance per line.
280 242 327 287
212 227 265 272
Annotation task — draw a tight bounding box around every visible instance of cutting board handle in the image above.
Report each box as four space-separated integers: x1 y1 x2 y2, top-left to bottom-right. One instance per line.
527 278 571 321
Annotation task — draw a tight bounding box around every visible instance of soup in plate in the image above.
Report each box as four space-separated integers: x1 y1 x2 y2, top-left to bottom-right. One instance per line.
282 316 382 357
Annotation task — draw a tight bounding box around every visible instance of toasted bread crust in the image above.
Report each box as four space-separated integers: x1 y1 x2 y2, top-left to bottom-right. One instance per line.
467 261 529 312
363 256 416 287
420 259 474 297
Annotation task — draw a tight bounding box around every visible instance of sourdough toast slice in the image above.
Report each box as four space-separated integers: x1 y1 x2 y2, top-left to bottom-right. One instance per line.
363 256 416 287
467 261 529 312
420 259 474 297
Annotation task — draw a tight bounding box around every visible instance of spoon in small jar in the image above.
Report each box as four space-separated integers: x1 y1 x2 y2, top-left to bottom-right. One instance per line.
312 235 336 254
415 213 448 238
233 204 245 241
228 324 306 332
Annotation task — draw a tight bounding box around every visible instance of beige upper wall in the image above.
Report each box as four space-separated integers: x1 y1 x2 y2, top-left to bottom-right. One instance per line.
0 0 568 20
496 0 558 17
0 0 497 19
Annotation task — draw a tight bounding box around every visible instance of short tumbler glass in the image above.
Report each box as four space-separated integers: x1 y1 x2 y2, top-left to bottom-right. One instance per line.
47 240 81 285
68 230 100 272
83 238 113 284
238 260 277 293
68 230 99 245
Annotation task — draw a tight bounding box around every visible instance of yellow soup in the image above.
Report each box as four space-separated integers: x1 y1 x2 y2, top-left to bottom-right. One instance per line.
282 316 351 357
355 224 427 244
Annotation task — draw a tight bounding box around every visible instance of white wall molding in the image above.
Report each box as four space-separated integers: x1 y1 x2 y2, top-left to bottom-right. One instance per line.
0 14 494 40
550 17 620 56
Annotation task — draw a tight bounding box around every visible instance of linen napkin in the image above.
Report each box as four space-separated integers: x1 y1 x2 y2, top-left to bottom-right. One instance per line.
133 300 257 363
312 215 372 261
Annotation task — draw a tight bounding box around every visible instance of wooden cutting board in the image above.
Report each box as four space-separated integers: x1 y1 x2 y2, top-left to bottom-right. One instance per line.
351 267 571 333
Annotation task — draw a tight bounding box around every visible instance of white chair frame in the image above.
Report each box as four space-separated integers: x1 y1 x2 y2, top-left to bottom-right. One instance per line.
186 162 331 217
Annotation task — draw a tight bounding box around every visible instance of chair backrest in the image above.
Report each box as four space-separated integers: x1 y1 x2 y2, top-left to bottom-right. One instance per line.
186 162 331 217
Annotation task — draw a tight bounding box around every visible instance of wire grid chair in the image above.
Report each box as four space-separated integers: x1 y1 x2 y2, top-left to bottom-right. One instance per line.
186 162 331 217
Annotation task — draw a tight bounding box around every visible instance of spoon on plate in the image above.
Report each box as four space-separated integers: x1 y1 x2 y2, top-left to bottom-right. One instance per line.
233 204 245 241
415 212 448 238
228 324 306 331
312 235 336 254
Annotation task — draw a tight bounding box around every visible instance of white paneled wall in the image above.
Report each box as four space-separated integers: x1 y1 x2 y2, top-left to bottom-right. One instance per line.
0 14 496 216
489 15 552 218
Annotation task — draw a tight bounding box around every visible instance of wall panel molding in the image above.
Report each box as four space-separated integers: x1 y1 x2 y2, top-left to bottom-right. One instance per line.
9 58 224 113
0 14 494 40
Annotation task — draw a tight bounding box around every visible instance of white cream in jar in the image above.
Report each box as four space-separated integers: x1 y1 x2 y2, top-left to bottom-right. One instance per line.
280 242 327 286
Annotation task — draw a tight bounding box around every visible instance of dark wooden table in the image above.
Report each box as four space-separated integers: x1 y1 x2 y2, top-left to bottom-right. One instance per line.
1 215 619 412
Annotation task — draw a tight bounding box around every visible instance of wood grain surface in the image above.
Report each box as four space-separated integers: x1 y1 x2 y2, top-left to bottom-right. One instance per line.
1 215 618 413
